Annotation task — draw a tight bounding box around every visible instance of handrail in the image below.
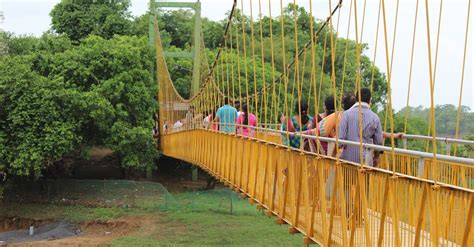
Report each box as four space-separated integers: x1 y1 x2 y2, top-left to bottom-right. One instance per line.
169 122 474 165
403 133 474 145
256 124 474 145
264 126 474 165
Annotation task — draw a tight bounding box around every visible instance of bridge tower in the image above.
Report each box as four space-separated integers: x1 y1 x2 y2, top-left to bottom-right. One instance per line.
149 0 202 96
149 0 202 181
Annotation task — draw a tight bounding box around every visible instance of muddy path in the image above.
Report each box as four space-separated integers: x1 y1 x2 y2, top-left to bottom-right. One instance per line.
3 215 175 246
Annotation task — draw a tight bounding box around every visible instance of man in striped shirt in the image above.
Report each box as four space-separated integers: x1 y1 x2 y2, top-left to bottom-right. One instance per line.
338 88 383 166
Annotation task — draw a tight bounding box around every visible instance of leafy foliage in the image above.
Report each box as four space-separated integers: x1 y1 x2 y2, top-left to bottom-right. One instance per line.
378 105 474 156
2 0 470 179
159 4 388 111
50 0 133 42
397 105 474 137
0 35 158 178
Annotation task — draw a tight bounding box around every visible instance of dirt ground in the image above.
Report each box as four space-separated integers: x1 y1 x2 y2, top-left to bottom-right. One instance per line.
5 215 170 247
0 157 244 246
0 158 214 246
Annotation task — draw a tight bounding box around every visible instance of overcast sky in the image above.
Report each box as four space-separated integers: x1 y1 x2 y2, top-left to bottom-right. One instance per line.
1 0 472 111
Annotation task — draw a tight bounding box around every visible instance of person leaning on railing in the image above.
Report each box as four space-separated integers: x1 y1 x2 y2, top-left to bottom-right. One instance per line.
337 88 403 167
338 88 383 166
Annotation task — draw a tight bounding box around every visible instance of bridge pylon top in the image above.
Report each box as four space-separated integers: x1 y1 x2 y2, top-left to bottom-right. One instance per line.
149 0 202 97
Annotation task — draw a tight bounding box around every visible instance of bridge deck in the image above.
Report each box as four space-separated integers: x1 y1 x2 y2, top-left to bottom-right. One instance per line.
161 129 473 246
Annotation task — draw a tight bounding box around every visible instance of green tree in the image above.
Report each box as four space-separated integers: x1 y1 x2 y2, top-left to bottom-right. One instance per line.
50 0 133 42
0 35 158 178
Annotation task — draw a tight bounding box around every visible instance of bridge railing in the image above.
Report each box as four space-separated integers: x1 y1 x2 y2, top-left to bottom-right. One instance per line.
253 125 474 189
160 129 474 246
257 123 474 149
168 122 474 189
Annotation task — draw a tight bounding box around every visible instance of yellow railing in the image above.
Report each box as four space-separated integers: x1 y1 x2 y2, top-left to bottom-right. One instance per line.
161 129 474 246
254 129 474 189
379 153 474 189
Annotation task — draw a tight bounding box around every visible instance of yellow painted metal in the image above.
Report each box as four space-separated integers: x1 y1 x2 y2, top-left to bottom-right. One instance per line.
161 130 473 246
154 0 474 245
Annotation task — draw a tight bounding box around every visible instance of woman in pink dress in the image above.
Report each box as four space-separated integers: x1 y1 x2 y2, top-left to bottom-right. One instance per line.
235 104 257 137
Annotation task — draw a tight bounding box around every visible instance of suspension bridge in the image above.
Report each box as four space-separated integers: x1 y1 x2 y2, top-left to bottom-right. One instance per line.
152 0 473 246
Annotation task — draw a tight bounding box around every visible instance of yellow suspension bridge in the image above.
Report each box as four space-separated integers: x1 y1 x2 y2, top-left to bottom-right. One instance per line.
152 0 473 246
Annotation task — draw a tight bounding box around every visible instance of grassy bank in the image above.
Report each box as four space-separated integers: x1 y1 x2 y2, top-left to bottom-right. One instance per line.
113 189 303 246
0 186 305 246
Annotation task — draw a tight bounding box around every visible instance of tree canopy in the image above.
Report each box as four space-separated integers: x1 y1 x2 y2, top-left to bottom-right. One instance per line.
50 0 133 42
0 1 471 178
0 33 158 178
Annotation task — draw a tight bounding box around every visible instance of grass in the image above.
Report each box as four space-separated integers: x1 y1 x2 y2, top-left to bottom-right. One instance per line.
0 186 308 246
0 202 144 222
138 189 304 246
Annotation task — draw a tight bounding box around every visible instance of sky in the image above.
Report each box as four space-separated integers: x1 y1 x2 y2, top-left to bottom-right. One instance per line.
1 0 472 111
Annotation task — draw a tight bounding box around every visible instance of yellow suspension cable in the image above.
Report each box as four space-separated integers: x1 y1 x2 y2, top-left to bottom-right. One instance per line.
353 0 365 168
403 0 420 134
423 0 439 183
369 0 381 94
331 4 343 108
359 0 367 44
250 0 259 122
290 67 297 113
291 0 304 148
309 0 321 156
339 0 353 108
224 30 231 103
300 50 307 101
229 15 236 104
317 31 329 115
241 0 250 120
225 15 234 128
235 10 243 118
453 0 471 156
258 0 267 129
380 0 398 175
328 0 340 160
267 0 278 126
382 0 399 134
280 0 290 144
425 0 444 152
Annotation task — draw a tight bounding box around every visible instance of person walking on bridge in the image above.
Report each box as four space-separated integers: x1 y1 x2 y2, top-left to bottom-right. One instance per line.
281 100 313 149
214 98 238 133
338 88 383 166
302 93 357 156
185 105 195 129
235 104 257 137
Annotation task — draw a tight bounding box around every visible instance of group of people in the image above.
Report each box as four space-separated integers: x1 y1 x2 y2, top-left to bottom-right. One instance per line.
161 106 198 133
159 99 258 138
281 88 403 166
159 87 402 167
202 99 258 137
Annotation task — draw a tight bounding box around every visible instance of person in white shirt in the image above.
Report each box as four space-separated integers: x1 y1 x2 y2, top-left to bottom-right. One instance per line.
203 111 211 128
173 120 184 129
